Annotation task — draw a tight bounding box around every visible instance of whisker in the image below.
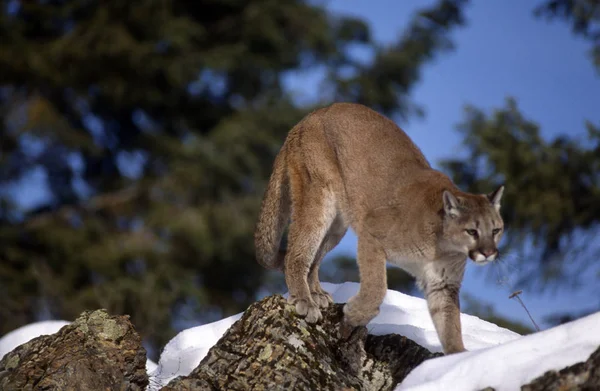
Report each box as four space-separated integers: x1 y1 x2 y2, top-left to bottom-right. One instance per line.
497 252 523 275
494 265 511 288
491 250 523 290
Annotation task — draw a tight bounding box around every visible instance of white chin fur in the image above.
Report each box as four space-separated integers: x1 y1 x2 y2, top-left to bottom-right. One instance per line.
472 253 496 265
473 253 486 263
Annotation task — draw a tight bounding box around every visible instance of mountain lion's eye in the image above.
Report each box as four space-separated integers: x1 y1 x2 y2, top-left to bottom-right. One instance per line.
465 229 478 237
492 228 501 235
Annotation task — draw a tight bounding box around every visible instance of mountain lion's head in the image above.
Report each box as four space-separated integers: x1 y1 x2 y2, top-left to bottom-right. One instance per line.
442 186 505 264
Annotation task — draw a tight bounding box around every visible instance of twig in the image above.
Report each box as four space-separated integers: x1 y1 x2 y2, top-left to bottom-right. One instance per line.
509 290 540 332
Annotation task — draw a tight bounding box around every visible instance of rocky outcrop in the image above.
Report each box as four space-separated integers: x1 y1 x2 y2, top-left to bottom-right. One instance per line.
161 295 441 391
1 295 599 391
0 309 148 391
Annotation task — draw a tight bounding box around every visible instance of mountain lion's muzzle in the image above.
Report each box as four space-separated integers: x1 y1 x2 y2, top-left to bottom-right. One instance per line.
469 248 498 263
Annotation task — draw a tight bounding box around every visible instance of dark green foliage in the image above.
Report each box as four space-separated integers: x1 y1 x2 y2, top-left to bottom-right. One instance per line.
0 0 468 357
534 0 600 69
440 1 600 324
440 97 600 290
544 306 600 326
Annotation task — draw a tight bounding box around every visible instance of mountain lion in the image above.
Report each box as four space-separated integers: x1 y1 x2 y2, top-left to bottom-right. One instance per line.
254 102 505 354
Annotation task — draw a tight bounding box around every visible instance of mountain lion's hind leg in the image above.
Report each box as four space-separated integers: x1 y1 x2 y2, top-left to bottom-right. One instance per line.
308 215 348 308
284 186 336 323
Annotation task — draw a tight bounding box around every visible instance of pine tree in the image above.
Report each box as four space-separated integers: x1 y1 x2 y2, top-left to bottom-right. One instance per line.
439 0 600 297
440 98 600 291
0 0 468 357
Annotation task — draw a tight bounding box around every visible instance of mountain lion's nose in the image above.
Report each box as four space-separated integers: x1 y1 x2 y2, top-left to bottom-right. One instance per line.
481 248 496 257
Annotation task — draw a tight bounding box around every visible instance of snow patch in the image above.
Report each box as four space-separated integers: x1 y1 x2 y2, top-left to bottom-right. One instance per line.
147 282 522 389
0 320 71 360
398 311 600 391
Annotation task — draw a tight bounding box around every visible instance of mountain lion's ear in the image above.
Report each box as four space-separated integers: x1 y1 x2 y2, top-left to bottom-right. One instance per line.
487 185 504 211
443 190 460 218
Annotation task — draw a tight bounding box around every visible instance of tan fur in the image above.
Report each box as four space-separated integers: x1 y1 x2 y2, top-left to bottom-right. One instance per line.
254 102 505 354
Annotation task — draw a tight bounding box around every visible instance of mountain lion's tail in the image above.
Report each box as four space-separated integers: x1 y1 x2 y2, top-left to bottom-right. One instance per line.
254 146 290 271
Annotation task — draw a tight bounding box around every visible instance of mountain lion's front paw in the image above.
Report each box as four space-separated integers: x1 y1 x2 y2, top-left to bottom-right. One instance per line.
342 299 380 327
311 289 333 309
288 295 323 323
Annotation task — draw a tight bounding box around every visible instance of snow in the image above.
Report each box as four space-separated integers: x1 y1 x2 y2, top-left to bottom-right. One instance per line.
327 282 521 353
398 310 600 391
1 282 599 391
0 319 158 373
148 282 599 390
148 313 242 388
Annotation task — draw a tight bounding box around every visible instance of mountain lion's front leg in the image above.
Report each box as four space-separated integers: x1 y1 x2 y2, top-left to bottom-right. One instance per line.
425 281 466 354
342 234 387 328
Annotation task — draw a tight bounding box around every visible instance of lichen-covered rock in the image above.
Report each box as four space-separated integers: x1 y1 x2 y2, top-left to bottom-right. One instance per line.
520 345 600 391
0 309 148 391
162 294 440 391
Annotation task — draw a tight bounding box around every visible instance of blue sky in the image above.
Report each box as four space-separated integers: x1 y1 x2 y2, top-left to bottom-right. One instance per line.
288 0 600 329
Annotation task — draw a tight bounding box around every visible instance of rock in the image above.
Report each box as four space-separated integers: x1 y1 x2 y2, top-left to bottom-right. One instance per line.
519 345 600 391
0 309 148 391
162 294 441 391
6 295 597 391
